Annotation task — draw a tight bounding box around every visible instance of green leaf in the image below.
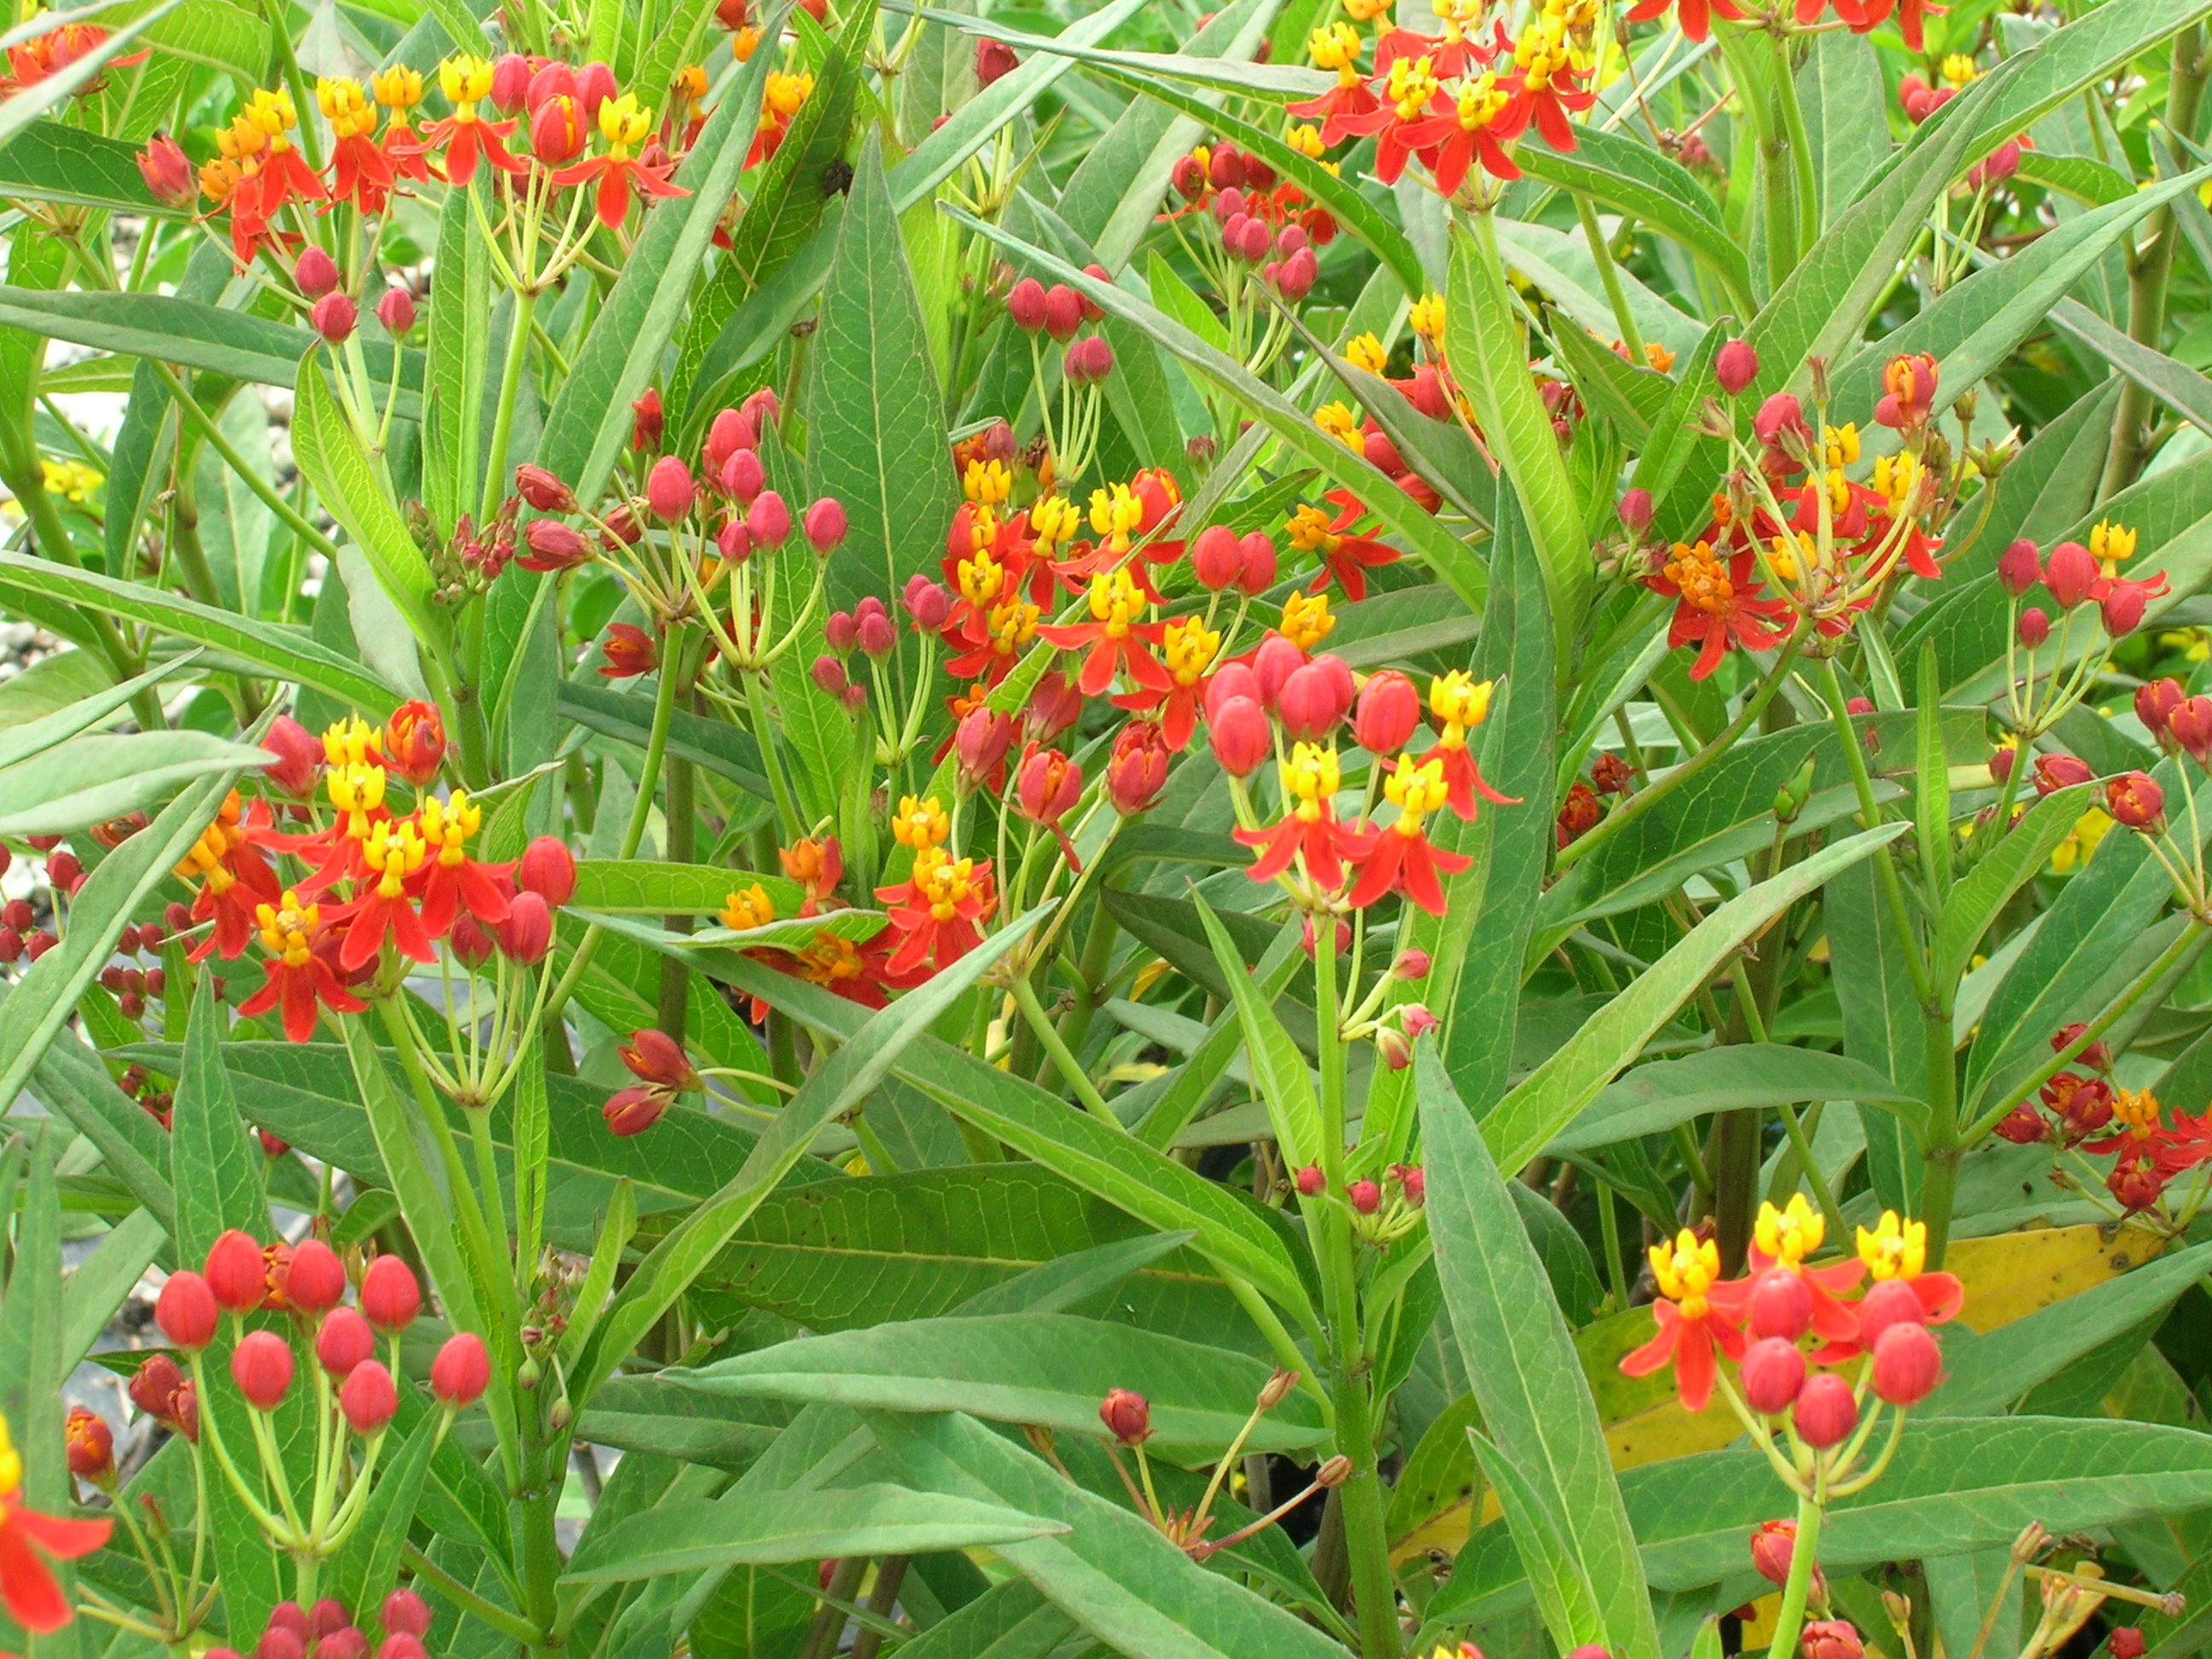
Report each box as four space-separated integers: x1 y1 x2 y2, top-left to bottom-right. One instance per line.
870 1409 1351 1658
703 947 1321 1336
950 207 1490 615
1953 0 2212 157
0 553 399 711
556 678 773 797
1193 894 1321 1167
2015 149 2135 206
0 771 237 1116
0 121 190 217
1931 784 2091 990
534 26 791 507
891 1582 1074 1659
0 286 420 412
1514 128 1752 313
575 1374 788 1469
1483 823 1910 1173
169 971 271 1260
420 187 491 539
328 1407 443 1619
675 1312 1326 1452
1797 31 1890 231
562 1485 1065 1584
60 1208 165 1374
1548 1044 1924 1154
1447 217 1586 649
0 653 190 771
670 0 875 419
2049 294 2212 438
290 355 439 643
568 905 1048 1402
0 1134 66 1512
1439 1417 2212 1617
808 131 964 611
1419 1050 1661 1659
1925 1240 2212 1417
0 731 270 836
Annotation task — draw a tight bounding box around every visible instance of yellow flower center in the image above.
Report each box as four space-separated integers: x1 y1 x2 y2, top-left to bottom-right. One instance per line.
2092 519 2137 569
439 53 493 109
597 90 653 152
1427 670 1493 731
1409 292 1447 342
892 795 950 850
1030 493 1080 550
1385 754 1451 830
1664 539 1734 615
372 65 423 108
958 548 1005 608
255 890 319 968
1280 588 1335 650
1307 21 1362 83
323 715 382 769
1088 484 1146 553
987 597 1039 656
1086 568 1148 637
1315 403 1363 452
1755 1194 1824 1267
359 818 427 899
317 76 376 139
1287 504 1342 554
1384 54 1440 120
963 457 1013 505
1854 1208 1927 1281
720 883 777 930
417 788 480 868
1161 616 1220 686
911 846 976 920
1280 742 1341 817
1649 1229 1719 1317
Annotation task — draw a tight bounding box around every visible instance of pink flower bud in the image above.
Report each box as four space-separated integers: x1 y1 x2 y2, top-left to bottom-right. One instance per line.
575 60 615 120
2107 771 2164 830
1738 1336 1807 1414
646 456 696 521
1041 285 1082 341
1191 524 1241 590
1715 338 1758 394
1749 1518 1802 1588
2043 540 2096 608
804 498 847 551
489 51 530 111
431 1333 490 1407
282 1239 346 1314
1855 1278 1924 1352
261 714 322 796
1791 1371 1858 1448
341 1359 398 1435
1294 1165 1324 1196
1106 722 1170 814
1402 1004 1440 1040
1753 392 1806 449
810 655 847 696
381 1590 431 1639
231 1330 294 1410
1252 633 1306 708
1745 1267 1813 1342
360 1255 421 1334
1208 696 1272 777
1275 246 1318 302
316 1307 375 1377
1617 488 1652 533
1237 532 1277 594
2137 678 2185 744
519 518 593 573
136 133 196 207
747 490 791 548
1099 1387 1150 1444
1008 276 1047 332
155 1271 218 1351
207 1229 268 1312
1347 1179 1382 1214
519 837 576 908
2102 581 2148 637
1394 949 1431 981
2016 607 2049 649
498 891 552 963
1352 670 1419 754
1278 661 1347 742
311 293 357 345
1996 538 2040 596
857 608 895 658
294 247 340 299
720 447 765 504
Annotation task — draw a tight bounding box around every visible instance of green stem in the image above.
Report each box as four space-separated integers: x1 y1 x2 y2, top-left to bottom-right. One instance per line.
1769 28 1820 259
480 288 539 527
400 1541 546 1646
1558 634 1805 872
1574 192 1645 364
152 363 341 564
1010 972 1115 1123
1329 1362 1402 1659
1766 1484 1825 1659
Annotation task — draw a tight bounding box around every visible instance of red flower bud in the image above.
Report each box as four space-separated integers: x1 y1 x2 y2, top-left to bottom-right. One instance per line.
1099 1387 1150 1445
515 518 591 574
2102 581 2149 637
512 838 576 911
317 1630 367 1659
1754 393 1807 450
156 1269 219 1349
282 1239 346 1315
1106 722 1170 814
381 700 445 788
740 489 787 548
530 93 584 164
1295 1164 1325 1196
804 498 847 552
1801 1621 1863 1659
259 1628 305 1659
1208 696 1271 777
1715 339 1758 395
1007 277 1047 333
1236 532 1278 594
379 1637 428 1659
2110 1630 2147 1659
857 608 896 658
2043 540 2097 608
1274 246 1318 302
2032 753 2092 795
308 1601 349 1638
232 1329 295 1410
360 1254 421 1334
1746 1267 1813 1342
2107 770 2164 830
130 1353 185 1423
431 1332 490 1407
381 1589 431 1639
1403 1004 1440 1040
954 706 1016 791
1870 1318 1942 1406
1618 488 1652 533
316 1307 375 1377
600 623 657 678
1353 670 1419 754
2052 1022 2111 1071
1016 747 1082 828
1750 1518 1813 1590
975 36 1017 86
574 59 615 120
2137 678 2185 748
1791 1371 1858 1449
340 1359 399 1435
1278 661 1348 742
66 1406 114 1480
311 293 358 345
1997 538 2041 597
207 1229 268 1313
629 385 663 453
1738 1336 1807 1415
1172 153 1208 201
602 1084 669 1135
136 133 197 207
1191 524 1241 590
1038 284 1082 341
498 891 552 964
646 456 695 522
294 247 340 299
1348 1179 1382 1214
261 714 322 796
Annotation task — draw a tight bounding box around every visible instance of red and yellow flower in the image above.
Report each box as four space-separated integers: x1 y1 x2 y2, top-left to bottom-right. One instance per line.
552 91 687 229
238 891 368 1041
1426 672 1516 819
413 789 513 938
416 55 526 185
1619 1229 1746 1412
1346 753 1471 913
0 1410 109 1637
1237 742 1365 893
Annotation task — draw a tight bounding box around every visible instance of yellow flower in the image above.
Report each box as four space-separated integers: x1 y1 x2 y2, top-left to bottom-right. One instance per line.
963 457 1013 505
2111 1086 2161 1138
1649 1229 1720 1318
597 91 654 149
2091 519 2137 569
417 788 480 868
1380 53 1440 120
1821 422 1860 468
1161 616 1220 686
1088 482 1145 551
40 457 101 502
1427 670 1493 731
1083 568 1148 637
317 76 376 139
1280 588 1335 650
255 891 319 968
439 54 494 107
1280 742 1341 810
1315 402 1363 451
1286 123 1327 160
765 70 812 120
1408 292 1446 344
1345 332 1389 375
1384 754 1450 830
1307 20 1362 83
892 795 950 850
323 715 382 769
956 547 1005 609
1030 493 1080 550
720 883 777 930
2050 807 2113 874
1854 1209 1927 1281
1941 52 1979 84
371 65 423 108
1753 1194 1823 1267
359 817 428 899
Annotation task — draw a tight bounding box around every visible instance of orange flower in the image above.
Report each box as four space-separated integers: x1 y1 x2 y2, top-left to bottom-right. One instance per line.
550 93 687 230
875 847 996 976
0 1410 112 1635
237 891 368 1041
1236 742 1365 893
1645 538 1793 681
412 789 514 937
414 55 526 185
1345 754 1471 914
1037 568 1169 697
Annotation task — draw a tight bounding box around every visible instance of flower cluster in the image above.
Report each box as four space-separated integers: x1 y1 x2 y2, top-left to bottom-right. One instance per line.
167 706 573 1086
1627 347 1966 681
1287 0 1597 201
1994 1022 2212 1222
